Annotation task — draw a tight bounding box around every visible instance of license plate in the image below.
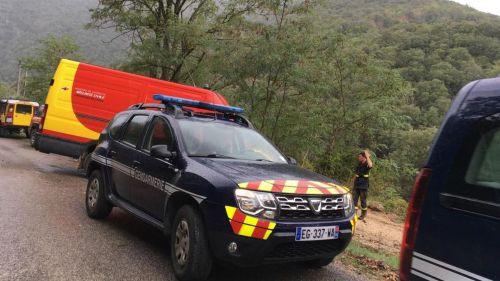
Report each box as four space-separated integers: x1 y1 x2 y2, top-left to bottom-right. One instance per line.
6 117 12 123
295 225 339 241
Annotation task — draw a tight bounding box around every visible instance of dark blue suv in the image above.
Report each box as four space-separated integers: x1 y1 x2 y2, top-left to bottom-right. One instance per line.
400 78 500 281
85 95 356 281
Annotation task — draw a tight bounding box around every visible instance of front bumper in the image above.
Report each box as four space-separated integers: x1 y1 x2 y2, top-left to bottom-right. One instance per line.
208 217 354 266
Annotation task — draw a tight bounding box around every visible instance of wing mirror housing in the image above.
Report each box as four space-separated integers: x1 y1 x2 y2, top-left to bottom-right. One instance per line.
151 145 177 160
287 156 297 165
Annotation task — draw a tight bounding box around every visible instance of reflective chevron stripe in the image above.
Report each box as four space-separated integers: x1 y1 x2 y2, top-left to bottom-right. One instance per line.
411 252 493 281
238 180 348 195
225 206 276 240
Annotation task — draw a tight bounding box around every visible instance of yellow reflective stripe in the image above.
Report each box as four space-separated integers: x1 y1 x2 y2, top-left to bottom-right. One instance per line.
225 206 237 219
306 187 322 195
238 224 255 237
258 180 274 191
282 186 297 193
284 180 299 188
238 182 248 188
268 222 276 230
263 230 273 240
243 215 259 226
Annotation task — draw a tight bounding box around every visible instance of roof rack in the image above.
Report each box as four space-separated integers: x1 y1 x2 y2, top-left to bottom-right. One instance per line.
153 94 244 114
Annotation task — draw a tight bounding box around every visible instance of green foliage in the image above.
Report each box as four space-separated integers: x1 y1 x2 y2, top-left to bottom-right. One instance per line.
0 83 16 99
20 35 82 103
345 240 399 270
88 0 259 83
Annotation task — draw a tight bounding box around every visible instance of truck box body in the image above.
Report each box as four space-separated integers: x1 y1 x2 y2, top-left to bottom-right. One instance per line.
38 59 229 158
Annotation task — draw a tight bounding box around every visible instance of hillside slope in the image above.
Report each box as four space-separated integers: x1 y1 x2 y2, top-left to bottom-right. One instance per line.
0 0 127 83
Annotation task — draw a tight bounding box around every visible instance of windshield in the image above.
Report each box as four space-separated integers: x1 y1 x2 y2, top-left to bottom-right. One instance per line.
178 119 287 163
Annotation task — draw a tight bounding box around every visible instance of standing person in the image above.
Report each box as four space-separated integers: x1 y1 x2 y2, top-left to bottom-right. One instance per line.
352 150 373 220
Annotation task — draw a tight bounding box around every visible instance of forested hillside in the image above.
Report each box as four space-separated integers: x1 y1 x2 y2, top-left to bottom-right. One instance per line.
0 0 499 214
0 0 126 83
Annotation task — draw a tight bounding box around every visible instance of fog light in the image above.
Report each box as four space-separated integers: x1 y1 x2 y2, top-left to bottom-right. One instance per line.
228 242 238 254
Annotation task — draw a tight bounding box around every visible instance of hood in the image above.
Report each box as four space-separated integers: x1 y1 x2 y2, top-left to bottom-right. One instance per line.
193 158 348 195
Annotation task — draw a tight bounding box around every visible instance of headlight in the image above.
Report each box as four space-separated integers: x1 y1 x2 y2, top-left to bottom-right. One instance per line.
234 189 277 220
343 192 354 216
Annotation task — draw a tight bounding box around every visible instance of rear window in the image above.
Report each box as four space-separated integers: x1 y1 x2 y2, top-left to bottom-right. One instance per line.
15 104 32 114
121 115 149 147
465 128 500 189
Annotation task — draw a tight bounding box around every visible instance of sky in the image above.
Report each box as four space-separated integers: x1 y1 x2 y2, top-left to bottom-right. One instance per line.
449 0 500 16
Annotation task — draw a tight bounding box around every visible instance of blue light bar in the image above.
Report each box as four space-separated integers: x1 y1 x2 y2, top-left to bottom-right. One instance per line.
153 94 244 114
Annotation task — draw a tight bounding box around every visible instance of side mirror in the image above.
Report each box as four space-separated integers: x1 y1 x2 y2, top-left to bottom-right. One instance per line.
287 156 297 165
151 145 177 160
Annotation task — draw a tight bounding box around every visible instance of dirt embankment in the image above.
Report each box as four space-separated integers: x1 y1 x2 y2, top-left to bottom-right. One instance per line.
355 211 404 256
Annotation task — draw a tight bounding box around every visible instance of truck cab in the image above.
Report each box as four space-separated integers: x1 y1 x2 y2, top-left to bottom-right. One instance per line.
400 78 500 281
85 95 356 281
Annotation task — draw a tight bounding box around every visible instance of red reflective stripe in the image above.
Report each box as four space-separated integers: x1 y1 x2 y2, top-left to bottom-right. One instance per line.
41 129 92 143
256 220 270 229
246 181 261 190
230 220 243 234
252 227 267 239
232 209 246 223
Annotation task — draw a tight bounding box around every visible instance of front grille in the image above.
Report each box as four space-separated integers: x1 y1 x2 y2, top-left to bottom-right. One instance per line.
275 194 346 221
265 240 343 259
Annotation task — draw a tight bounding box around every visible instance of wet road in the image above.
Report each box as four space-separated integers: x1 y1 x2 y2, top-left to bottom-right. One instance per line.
0 136 368 281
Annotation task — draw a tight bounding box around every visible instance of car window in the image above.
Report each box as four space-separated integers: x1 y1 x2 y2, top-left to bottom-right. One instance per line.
465 128 500 190
445 123 500 206
143 117 174 151
121 115 149 147
15 104 32 114
178 119 287 163
109 114 129 139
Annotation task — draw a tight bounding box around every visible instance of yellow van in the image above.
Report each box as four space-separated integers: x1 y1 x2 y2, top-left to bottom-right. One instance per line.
0 99 39 137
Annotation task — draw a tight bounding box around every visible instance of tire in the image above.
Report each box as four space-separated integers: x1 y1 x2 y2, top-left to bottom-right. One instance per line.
85 170 112 219
171 205 212 281
0 127 6 137
304 257 334 268
29 128 38 147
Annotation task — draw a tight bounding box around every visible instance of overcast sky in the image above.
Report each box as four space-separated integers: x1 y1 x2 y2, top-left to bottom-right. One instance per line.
449 0 500 16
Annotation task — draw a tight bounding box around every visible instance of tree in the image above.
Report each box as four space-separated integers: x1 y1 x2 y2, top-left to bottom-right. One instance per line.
20 34 82 102
89 0 259 84
0 83 15 99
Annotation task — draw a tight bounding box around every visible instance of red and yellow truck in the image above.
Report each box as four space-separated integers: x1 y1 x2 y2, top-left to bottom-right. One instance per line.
36 59 229 167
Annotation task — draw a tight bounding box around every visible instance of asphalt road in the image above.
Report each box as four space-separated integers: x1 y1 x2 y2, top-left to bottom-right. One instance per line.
0 136 368 281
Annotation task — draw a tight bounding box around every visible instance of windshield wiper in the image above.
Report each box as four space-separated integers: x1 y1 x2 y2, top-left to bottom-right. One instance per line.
191 154 236 159
254 158 273 162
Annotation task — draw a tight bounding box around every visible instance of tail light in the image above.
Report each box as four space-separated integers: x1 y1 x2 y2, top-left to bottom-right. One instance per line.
39 104 48 131
399 168 432 281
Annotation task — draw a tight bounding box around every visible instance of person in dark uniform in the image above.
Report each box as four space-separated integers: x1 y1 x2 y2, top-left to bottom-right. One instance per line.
353 150 373 220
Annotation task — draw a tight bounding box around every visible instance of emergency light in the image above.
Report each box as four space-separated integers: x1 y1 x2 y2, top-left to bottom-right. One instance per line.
153 94 244 114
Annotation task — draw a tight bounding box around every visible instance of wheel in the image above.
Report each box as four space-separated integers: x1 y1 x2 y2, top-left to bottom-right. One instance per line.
0 127 6 137
171 205 212 281
304 257 334 268
85 170 112 219
29 128 38 147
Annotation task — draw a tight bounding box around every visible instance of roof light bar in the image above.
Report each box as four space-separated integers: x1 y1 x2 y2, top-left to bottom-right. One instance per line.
153 94 244 114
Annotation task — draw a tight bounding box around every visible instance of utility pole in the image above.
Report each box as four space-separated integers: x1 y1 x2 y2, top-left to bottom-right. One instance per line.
16 61 22 97
22 70 28 98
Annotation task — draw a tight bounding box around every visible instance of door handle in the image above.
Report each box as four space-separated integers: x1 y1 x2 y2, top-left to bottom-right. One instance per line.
109 150 117 157
133 160 142 166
